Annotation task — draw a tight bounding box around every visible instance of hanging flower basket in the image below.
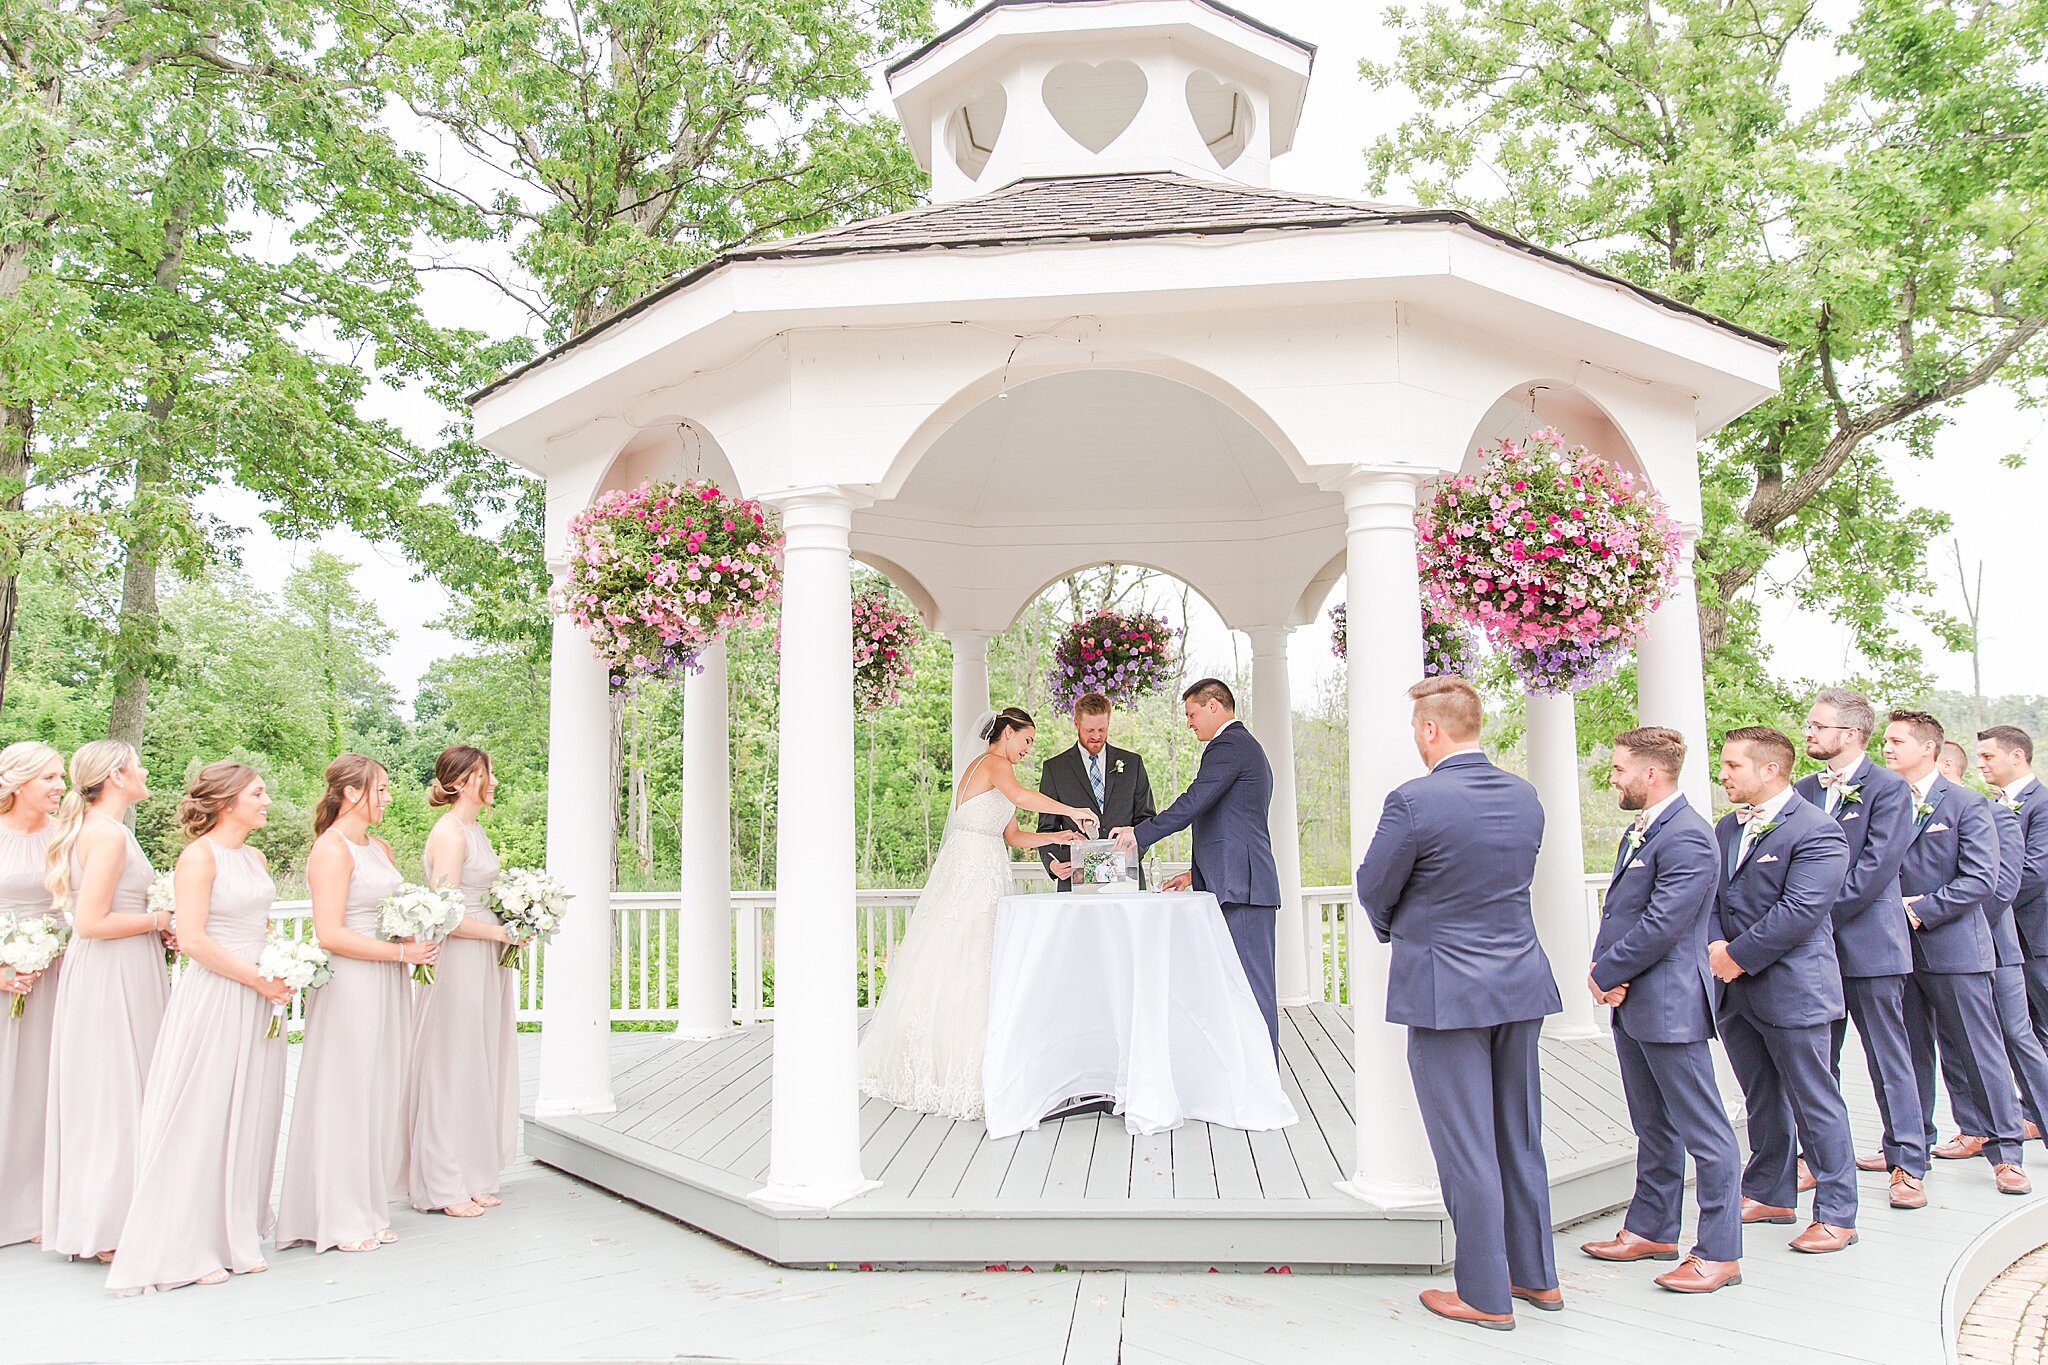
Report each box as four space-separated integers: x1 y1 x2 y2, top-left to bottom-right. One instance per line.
1047 607 1177 709
1329 602 1481 678
853 587 920 712
1416 428 1679 694
555 479 782 685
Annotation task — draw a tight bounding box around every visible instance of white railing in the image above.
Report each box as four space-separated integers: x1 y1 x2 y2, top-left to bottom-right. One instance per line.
247 871 1611 1027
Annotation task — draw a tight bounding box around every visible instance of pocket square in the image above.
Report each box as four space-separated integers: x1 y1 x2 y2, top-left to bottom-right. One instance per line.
1757 853 1781 864
1843 812 1862 822
1620 860 1645 873
1928 823 1950 834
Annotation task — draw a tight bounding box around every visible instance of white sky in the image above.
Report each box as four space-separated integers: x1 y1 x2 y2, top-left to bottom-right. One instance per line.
214 0 2046 709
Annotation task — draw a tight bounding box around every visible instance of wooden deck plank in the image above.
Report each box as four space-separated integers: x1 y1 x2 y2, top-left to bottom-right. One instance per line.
858 1104 923 1182
1128 1130 1174 1198
875 1111 955 1196
999 1117 1064 1199
906 1114 986 1200
1063 1271 1127 1365
1244 1121 1308 1200
611 1027 774 1140
1277 1010 1354 1183
955 1129 1022 1202
1042 1114 1100 1201
1083 1110 1134 1201
1170 1121 1218 1200
1296 1004 1357 1120
1272 1035 1346 1193
1208 1124 1262 1201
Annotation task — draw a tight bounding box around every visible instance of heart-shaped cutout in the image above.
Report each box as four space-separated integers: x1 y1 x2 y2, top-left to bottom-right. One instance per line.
1185 71 1255 169
945 85 1007 181
1043 60 1147 155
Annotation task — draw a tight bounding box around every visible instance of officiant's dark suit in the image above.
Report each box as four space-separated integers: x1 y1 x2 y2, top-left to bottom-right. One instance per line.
1037 743 1156 889
1357 745 1560 1319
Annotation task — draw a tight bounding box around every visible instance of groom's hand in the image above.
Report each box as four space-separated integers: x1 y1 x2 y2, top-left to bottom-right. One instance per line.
1163 870 1193 892
1111 826 1136 853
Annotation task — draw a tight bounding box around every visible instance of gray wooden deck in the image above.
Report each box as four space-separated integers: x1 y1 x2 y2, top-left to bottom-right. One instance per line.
522 1005 1666 1270
3 1023 2039 1365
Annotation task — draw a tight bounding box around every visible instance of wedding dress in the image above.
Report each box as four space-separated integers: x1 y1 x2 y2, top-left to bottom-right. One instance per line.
856 779 1016 1121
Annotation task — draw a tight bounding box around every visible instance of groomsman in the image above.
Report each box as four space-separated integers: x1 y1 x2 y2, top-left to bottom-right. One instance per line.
1037 691 1157 890
1356 677 1560 1330
1977 728 2048 1044
1581 727 1743 1292
1882 710 2029 1194
1791 688 1926 1206
1709 726 1858 1253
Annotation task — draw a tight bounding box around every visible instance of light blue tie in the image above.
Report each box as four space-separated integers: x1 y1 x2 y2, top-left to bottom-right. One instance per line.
1088 752 1105 808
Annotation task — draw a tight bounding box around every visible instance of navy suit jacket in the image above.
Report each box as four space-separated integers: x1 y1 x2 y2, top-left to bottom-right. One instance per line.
1987 798 2026 968
2009 777 2048 959
1793 758 1914 978
1591 796 1719 1043
1900 774 1999 974
1713 792 1850 1029
1134 721 1280 907
1356 750 1561 1031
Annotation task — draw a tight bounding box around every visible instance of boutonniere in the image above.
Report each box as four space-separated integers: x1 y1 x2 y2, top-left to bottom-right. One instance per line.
1748 819 1781 841
1625 825 1648 853
2002 796 2025 815
1836 783 1862 805
1114 759 1125 775
1914 799 1934 820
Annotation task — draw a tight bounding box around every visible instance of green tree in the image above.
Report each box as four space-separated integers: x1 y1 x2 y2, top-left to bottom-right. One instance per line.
1362 0 2047 690
282 552 401 756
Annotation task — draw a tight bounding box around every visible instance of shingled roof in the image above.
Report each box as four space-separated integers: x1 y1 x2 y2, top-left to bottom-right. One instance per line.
471 172 1779 403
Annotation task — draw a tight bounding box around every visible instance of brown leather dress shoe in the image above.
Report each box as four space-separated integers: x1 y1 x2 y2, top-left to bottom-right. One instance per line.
1654 1255 1742 1294
1510 1285 1562 1312
1996 1163 2033 1195
1934 1134 1987 1160
1581 1228 1681 1262
1854 1151 1889 1172
1789 1221 1858 1254
1418 1289 1513 1331
1740 1196 1796 1225
1889 1169 1927 1209
1797 1158 1816 1192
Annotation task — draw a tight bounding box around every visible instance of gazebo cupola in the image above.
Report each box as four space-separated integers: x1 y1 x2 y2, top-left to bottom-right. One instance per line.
887 0 1314 200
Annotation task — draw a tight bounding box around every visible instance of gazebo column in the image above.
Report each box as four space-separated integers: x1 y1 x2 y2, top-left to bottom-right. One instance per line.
1636 523 1714 813
536 562 618 1118
677 638 734 1039
1525 691 1600 1040
948 629 993 778
759 489 877 1209
1248 626 1312 1006
1334 467 1438 1204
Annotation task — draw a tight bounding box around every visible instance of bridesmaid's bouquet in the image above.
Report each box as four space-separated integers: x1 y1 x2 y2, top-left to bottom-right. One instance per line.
0 912 71 1019
147 871 178 967
488 868 571 967
378 882 467 984
256 931 332 1038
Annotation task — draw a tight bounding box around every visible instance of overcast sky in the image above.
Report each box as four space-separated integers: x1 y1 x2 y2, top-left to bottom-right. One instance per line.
216 0 2045 710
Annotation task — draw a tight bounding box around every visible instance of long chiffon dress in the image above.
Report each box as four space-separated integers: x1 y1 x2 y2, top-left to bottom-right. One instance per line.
274 836 410 1251
407 818 518 1210
43 826 170 1258
0 818 58 1247
107 838 286 1292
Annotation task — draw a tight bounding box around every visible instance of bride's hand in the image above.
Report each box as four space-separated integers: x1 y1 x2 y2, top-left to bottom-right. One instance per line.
1070 808 1100 835
1050 830 1085 846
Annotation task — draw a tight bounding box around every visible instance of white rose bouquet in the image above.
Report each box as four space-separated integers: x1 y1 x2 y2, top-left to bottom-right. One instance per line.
487 868 571 967
146 871 178 967
378 882 467 984
255 931 332 1038
0 912 72 1019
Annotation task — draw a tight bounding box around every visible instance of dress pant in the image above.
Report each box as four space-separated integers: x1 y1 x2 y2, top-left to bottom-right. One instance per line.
1906 970 2022 1165
1610 1013 1742 1261
1829 973 1929 1176
1719 1002 1858 1227
2025 958 2048 1054
1407 1018 1555 1316
1939 965 2048 1139
1220 902 1278 1053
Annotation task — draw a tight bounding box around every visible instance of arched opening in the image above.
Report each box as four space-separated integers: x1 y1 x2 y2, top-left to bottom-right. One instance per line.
1461 381 1650 484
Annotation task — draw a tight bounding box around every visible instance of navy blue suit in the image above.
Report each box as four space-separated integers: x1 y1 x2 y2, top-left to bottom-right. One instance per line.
1357 749 1558 1314
1900 774 2020 1166
1793 759 1926 1175
1941 798 2048 1143
2005 777 2048 1045
1713 792 1858 1225
1134 720 1281 1047
1590 795 1741 1261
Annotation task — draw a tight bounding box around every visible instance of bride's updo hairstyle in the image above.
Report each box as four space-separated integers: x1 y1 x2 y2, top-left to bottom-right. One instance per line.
979 707 1035 744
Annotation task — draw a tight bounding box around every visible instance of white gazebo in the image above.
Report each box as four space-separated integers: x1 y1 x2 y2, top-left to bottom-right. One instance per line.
470 0 1780 1265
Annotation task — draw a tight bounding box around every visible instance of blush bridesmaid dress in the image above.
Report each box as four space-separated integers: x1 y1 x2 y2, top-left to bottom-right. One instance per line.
0 817 58 1248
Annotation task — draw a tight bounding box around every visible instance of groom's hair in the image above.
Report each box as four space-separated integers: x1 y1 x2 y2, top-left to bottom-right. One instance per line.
1182 678 1235 711
1614 726 1686 778
1408 676 1481 741
1074 692 1112 719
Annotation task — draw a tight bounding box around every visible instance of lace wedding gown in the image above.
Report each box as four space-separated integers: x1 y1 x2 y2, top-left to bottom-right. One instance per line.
856 785 1016 1121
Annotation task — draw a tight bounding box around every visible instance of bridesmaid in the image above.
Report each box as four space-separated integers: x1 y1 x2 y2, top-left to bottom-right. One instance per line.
0 741 66 1249
408 745 520 1217
42 741 173 1262
107 761 292 1292
275 754 423 1254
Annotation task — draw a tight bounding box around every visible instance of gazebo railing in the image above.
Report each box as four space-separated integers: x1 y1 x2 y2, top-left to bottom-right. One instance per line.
248 872 1611 1027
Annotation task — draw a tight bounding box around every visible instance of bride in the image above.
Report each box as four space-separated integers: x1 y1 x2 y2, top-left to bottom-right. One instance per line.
857 707 1099 1121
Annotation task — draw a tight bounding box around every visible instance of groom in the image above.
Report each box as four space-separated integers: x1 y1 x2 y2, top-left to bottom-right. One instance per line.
1114 678 1281 1049
1037 691 1157 890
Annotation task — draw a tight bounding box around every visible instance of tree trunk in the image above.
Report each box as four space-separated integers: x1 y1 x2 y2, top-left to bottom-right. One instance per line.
0 400 31 714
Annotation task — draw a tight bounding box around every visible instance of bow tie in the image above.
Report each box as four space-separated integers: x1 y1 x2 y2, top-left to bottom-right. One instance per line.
1992 787 2008 801
1817 768 1850 789
1734 804 1760 824
1630 812 1652 835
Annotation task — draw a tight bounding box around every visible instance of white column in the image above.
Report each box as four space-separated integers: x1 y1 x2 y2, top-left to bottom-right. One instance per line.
677 638 734 1039
1525 690 1600 1040
948 630 993 779
1635 524 1713 814
536 563 618 1118
1334 467 1438 1206
758 490 877 1210
1248 626 1312 1006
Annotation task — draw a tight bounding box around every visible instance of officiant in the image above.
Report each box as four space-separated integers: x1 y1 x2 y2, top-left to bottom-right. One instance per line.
1038 692 1157 890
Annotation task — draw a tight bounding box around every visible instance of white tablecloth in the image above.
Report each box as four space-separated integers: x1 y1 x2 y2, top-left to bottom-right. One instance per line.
982 891 1298 1139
